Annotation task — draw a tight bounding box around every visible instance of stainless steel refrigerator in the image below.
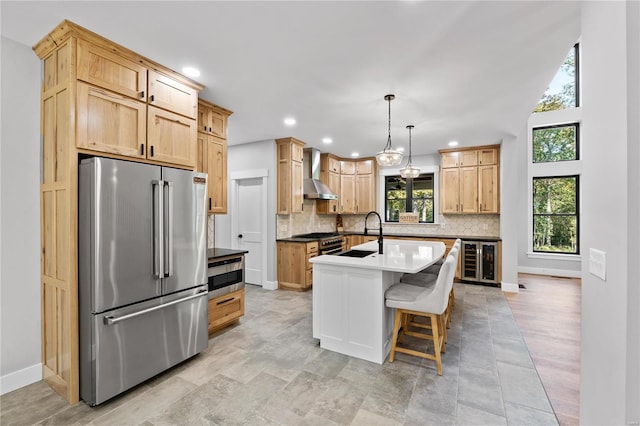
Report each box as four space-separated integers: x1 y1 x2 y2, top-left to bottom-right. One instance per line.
79 157 208 406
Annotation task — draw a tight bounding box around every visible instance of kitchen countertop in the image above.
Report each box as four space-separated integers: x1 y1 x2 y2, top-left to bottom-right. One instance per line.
310 240 446 274
207 248 248 260
276 237 319 243
343 232 502 242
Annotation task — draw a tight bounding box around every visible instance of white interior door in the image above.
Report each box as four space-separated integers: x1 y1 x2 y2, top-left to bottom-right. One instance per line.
237 177 263 285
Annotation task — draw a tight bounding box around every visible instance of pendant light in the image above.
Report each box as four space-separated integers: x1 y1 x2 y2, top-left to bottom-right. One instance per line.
376 94 403 166
399 125 421 178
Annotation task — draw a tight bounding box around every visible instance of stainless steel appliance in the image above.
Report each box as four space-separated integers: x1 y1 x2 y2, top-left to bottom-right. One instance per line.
208 255 245 299
302 148 338 200
78 157 208 406
461 240 499 285
294 232 345 255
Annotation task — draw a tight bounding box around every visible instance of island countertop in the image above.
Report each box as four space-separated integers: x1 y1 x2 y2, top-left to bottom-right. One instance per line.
310 239 446 274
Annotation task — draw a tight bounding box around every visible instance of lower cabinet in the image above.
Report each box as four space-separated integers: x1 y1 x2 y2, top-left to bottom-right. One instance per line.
277 241 318 291
208 289 245 334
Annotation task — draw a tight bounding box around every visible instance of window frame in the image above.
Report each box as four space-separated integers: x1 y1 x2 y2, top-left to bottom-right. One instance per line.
378 165 440 225
532 122 580 163
384 173 435 224
532 174 580 255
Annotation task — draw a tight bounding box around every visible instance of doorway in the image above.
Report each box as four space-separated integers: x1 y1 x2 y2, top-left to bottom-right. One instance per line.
231 170 268 287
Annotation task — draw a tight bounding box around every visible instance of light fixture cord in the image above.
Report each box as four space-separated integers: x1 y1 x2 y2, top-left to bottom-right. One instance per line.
407 126 413 165
385 97 392 151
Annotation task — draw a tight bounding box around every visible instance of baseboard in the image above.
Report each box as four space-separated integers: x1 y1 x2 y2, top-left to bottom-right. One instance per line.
518 266 582 278
263 280 278 291
0 363 42 395
501 281 520 293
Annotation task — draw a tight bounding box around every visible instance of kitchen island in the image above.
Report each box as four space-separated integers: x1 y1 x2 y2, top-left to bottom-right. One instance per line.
310 239 446 364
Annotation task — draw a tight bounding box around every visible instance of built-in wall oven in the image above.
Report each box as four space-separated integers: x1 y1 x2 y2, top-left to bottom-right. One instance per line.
208 255 245 299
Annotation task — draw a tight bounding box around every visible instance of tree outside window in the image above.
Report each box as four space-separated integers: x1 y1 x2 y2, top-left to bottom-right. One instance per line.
533 123 579 163
385 174 434 223
533 176 579 254
534 44 579 112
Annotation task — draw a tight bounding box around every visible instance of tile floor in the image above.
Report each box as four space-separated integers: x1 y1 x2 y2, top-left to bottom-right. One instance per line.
1 283 558 425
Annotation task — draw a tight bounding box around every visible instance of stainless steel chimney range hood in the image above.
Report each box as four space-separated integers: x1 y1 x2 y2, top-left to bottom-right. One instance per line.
303 148 338 200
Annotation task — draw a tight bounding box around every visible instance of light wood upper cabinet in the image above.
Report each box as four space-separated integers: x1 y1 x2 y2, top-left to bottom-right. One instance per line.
439 144 500 214
276 138 305 214
198 101 232 139
316 153 341 214
77 39 147 101
340 174 356 213
147 106 197 168
478 165 499 213
356 159 373 174
356 173 375 213
340 160 356 175
76 82 146 158
148 70 198 119
196 100 232 214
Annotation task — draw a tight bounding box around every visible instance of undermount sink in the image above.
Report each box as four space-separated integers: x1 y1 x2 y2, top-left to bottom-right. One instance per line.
337 249 376 258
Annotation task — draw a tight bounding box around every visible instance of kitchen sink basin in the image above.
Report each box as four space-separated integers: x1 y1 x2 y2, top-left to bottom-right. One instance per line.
337 249 376 258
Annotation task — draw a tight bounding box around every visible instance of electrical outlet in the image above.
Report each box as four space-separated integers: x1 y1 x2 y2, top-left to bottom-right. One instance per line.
589 248 606 280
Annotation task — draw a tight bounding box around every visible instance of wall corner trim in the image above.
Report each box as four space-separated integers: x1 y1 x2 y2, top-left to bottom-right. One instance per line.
501 282 520 293
0 363 42 395
263 281 278 291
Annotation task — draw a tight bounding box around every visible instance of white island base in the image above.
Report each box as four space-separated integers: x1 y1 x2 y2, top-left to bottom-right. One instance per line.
311 240 445 364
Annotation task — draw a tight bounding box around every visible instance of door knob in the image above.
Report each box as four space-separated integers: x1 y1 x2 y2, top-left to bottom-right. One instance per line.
238 234 243 238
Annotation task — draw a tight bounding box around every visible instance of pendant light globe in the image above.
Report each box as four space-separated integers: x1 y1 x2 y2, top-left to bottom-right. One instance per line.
376 94 403 167
399 124 421 178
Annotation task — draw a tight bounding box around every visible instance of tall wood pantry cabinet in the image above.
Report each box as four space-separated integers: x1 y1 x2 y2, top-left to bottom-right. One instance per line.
197 99 233 214
33 20 207 403
276 137 305 214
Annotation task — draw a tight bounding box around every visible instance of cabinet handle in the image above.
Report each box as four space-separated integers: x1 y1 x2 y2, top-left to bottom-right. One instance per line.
216 297 234 305
209 198 212 210
480 203 482 211
150 146 154 157
203 125 207 131
150 95 155 102
209 127 212 132
140 90 145 99
140 144 144 155
301 203 304 211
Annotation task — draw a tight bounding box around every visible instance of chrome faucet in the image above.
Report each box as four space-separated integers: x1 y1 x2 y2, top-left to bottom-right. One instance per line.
364 211 384 254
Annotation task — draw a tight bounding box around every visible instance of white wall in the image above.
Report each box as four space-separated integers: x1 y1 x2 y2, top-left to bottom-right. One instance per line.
0 37 43 393
499 136 519 291
215 140 278 285
580 2 639 424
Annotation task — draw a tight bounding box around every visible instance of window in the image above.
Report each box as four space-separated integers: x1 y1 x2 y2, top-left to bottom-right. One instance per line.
533 176 579 254
385 174 434 223
534 43 579 112
532 123 579 163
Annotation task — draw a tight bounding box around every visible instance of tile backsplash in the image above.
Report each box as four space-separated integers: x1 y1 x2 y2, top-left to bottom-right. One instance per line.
276 200 500 238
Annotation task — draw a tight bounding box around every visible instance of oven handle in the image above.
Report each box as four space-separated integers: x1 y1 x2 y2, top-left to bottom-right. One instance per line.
322 246 344 255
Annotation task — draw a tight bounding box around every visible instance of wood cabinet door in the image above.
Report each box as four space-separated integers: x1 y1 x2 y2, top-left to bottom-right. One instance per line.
291 142 304 163
77 39 147 101
356 160 373 174
440 168 460 213
460 150 478 167
207 138 227 214
77 82 146 158
356 174 374 213
147 106 196 167
327 156 340 173
478 165 499 213
196 132 207 173
460 166 478 213
148 70 198 119
197 105 210 134
441 152 459 168
340 160 356 175
340 174 356 213
291 160 304 213
328 171 340 213
277 158 291 214
478 148 498 165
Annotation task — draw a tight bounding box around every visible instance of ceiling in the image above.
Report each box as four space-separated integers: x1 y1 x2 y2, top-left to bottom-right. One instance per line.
1 1 581 158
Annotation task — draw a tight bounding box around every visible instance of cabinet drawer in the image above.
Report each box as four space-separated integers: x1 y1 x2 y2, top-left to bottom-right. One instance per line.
148 70 198 119
77 39 147 101
306 242 319 253
208 289 245 332
76 82 146 158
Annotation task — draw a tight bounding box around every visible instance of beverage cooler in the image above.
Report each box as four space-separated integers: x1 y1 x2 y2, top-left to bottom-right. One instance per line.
461 241 499 285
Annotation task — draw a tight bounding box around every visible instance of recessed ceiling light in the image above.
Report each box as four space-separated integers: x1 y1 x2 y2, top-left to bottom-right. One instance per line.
448 141 459 147
284 117 296 126
182 66 201 78
397 147 405 153
322 137 333 144
351 152 359 157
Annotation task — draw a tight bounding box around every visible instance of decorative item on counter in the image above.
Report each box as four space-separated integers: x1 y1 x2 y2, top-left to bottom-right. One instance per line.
336 214 344 233
399 212 419 223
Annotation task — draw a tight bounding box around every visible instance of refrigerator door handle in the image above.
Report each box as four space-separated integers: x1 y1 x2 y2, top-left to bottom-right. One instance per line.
166 181 174 278
152 180 164 279
103 289 207 325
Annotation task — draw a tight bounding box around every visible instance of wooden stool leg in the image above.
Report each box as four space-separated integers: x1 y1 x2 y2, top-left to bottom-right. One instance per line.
389 309 403 363
431 313 443 375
